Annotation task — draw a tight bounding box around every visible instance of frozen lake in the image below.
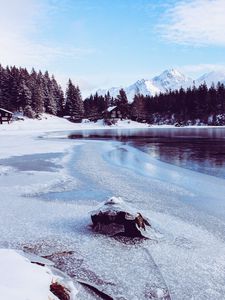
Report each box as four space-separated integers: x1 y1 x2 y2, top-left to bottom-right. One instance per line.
67 127 225 179
1 128 225 299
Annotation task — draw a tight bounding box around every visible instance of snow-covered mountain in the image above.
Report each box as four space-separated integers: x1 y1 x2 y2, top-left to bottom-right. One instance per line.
97 69 192 102
195 71 225 87
97 79 160 103
96 68 225 103
152 69 192 92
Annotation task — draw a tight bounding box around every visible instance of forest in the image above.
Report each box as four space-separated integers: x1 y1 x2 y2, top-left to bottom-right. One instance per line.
0 64 83 120
84 82 225 125
1 64 225 125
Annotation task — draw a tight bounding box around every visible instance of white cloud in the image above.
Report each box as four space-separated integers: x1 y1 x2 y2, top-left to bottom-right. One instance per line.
159 0 225 46
0 0 94 70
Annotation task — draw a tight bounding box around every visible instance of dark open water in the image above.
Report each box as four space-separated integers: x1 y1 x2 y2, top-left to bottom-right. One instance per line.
68 127 225 179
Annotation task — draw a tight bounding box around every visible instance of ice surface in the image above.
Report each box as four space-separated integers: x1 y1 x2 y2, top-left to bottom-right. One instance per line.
0 125 225 299
104 143 225 222
0 153 63 172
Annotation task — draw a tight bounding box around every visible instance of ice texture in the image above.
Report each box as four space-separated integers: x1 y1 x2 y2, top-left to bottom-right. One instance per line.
0 129 225 299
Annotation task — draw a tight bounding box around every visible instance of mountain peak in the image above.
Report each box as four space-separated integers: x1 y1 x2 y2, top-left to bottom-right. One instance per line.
95 68 225 102
155 68 186 81
96 68 192 102
152 68 191 92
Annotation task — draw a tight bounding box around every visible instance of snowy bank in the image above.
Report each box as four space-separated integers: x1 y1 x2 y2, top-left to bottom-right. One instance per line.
0 114 224 136
0 249 78 300
0 114 149 134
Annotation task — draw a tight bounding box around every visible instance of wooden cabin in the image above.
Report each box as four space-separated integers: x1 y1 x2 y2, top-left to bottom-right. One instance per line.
104 106 122 124
0 108 13 124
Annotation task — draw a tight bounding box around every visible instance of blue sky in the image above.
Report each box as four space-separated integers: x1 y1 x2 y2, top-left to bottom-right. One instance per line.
1 0 225 96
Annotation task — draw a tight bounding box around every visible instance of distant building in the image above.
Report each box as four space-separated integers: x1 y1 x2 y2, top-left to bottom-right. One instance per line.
104 106 122 124
0 108 13 124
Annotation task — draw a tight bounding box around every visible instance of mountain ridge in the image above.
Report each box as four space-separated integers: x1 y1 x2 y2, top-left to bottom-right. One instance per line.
96 69 225 102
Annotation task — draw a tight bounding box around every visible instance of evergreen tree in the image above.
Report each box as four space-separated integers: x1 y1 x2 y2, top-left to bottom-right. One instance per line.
104 91 111 109
24 105 35 118
17 80 32 109
115 89 129 118
31 83 45 115
64 79 84 120
217 82 225 112
131 94 146 120
55 86 65 117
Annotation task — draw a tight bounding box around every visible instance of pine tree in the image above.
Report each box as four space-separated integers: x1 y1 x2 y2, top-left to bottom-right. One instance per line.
104 91 111 109
217 82 225 112
115 89 129 118
24 105 35 118
17 80 32 110
64 79 84 121
131 94 146 120
31 83 45 115
55 87 65 117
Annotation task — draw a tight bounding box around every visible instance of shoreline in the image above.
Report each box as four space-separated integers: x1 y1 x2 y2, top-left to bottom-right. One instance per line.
1 114 225 136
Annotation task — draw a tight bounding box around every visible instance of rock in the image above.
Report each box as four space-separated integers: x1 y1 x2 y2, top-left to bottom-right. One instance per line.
90 197 150 238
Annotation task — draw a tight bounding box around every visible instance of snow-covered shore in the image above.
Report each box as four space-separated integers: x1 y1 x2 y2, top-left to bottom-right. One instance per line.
0 249 78 300
0 114 225 299
0 114 150 134
1 114 224 135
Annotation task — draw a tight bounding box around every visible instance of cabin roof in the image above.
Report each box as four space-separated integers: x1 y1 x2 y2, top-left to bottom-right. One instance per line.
0 108 13 114
107 106 117 112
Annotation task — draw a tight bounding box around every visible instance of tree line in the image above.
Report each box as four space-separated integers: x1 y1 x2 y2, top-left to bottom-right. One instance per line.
84 83 225 125
1 64 225 125
131 83 225 125
0 64 83 120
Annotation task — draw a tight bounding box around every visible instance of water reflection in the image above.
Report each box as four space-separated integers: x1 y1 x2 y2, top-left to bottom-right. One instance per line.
68 128 225 179
129 138 225 178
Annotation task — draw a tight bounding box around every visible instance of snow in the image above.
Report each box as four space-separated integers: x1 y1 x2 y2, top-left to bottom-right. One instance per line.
0 249 78 300
196 70 225 87
97 68 193 102
1 114 224 140
152 68 192 91
90 196 138 217
0 107 13 114
0 115 225 299
96 68 225 102
0 113 151 135
107 105 117 112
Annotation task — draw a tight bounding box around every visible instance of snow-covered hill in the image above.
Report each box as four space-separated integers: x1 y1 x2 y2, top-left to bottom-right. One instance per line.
96 68 225 102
